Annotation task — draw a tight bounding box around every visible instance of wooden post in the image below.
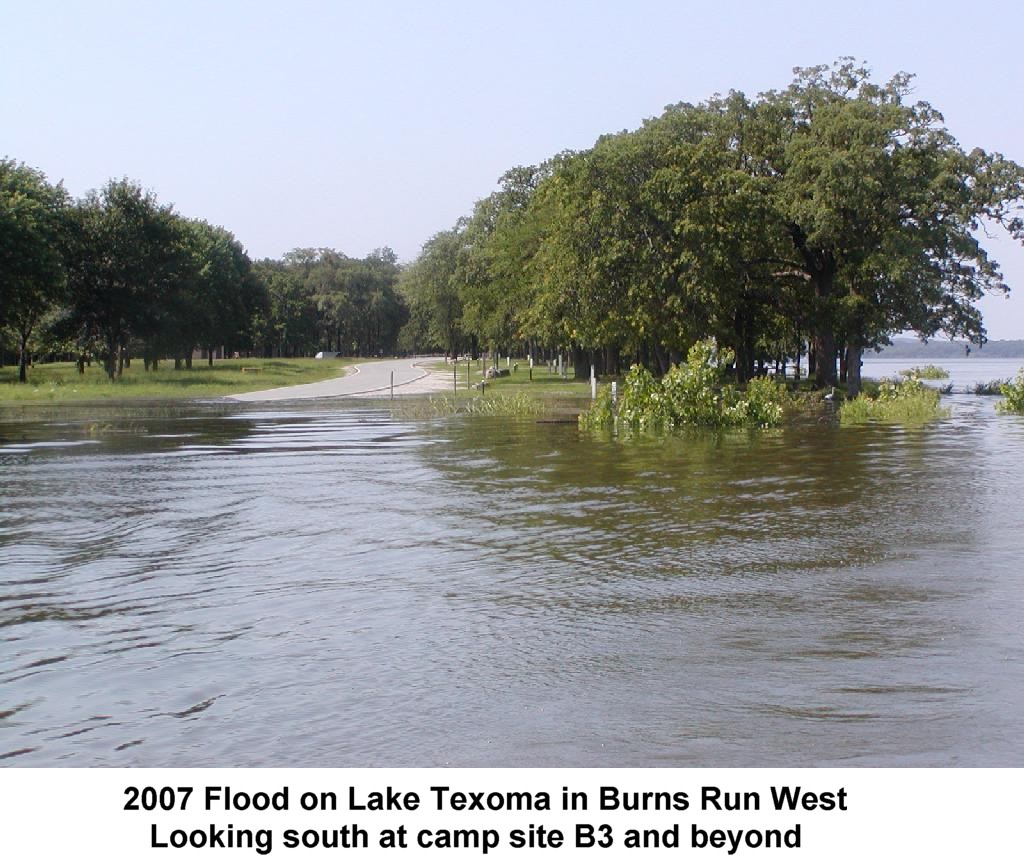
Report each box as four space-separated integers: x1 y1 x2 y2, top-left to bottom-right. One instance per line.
453 366 457 392
390 370 394 400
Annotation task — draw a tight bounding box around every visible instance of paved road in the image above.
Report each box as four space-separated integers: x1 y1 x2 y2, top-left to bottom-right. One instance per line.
227 356 444 401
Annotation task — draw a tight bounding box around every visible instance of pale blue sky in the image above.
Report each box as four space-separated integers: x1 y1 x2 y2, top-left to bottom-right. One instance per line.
3 0 1024 337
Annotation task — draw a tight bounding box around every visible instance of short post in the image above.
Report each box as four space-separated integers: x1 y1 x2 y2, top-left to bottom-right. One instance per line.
590 364 596 400
611 381 618 407
506 355 510 371
390 370 394 399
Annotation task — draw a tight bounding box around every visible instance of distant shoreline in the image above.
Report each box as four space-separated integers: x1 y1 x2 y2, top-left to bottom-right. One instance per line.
873 338 1024 359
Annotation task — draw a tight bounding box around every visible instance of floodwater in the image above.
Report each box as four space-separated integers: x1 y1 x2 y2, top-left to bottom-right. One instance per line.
2 360 1024 767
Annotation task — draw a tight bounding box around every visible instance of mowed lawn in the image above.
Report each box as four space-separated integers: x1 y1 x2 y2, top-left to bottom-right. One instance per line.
0 357 362 402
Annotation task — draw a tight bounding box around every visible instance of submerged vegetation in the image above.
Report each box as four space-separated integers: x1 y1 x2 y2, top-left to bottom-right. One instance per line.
899 365 950 379
996 369 1024 414
840 377 948 425
396 391 544 419
580 341 789 433
974 379 1010 396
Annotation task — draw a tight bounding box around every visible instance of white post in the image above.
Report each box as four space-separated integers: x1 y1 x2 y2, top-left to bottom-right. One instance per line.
590 364 596 400
506 355 510 371
611 381 618 406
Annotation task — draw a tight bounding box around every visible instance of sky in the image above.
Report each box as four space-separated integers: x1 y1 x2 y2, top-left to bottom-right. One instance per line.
3 0 1024 337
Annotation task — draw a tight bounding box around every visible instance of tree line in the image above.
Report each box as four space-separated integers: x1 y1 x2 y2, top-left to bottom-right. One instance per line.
1 167 407 381
399 60 1024 393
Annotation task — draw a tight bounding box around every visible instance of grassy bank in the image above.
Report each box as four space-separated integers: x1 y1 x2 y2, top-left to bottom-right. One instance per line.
0 357 361 403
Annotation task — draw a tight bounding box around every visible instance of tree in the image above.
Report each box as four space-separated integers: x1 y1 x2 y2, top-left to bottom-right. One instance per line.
764 60 1024 389
64 179 184 379
0 159 68 381
400 228 468 358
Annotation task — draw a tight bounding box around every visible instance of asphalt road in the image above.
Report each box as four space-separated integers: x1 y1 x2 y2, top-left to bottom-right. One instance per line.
227 356 443 401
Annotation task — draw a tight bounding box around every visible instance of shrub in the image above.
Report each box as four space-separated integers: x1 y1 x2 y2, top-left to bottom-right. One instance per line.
996 368 1024 414
898 364 950 379
579 339 788 432
974 379 1009 396
840 376 948 425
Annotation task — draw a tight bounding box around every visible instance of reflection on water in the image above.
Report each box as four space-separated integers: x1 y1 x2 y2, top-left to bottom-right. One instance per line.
2 386 1024 767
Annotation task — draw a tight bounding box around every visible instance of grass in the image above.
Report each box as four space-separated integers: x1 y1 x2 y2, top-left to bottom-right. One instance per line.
898 364 950 379
0 357 364 403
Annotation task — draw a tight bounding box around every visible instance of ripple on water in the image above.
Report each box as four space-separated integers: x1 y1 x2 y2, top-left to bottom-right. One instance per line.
1 403 1023 765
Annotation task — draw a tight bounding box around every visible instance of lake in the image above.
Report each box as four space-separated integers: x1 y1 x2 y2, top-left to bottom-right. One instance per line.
2 358 1024 767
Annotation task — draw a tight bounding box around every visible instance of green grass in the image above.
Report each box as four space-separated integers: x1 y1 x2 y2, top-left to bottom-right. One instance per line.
0 357 363 403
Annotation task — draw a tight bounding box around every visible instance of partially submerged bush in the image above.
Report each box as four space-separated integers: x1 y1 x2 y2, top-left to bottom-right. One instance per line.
840 376 948 425
899 364 950 379
996 369 1024 414
579 340 788 432
974 379 1009 396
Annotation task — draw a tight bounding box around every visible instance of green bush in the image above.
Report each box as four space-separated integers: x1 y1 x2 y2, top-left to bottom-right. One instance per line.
840 376 948 425
579 340 788 432
996 368 1024 413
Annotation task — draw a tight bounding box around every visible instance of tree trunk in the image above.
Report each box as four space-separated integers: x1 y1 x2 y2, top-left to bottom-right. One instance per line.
812 331 837 388
572 345 588 380
207 347 214 367
106 342 117 380
17 331 29 383
846 338 863 398
652 343 670 376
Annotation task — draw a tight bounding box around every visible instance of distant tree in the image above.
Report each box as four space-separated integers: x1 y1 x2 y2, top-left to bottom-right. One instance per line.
400 228 468 358
0 159 68 381
64 179 183 379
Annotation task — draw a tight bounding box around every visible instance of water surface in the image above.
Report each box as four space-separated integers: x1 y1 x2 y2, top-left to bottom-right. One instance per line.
2 375 1023 766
